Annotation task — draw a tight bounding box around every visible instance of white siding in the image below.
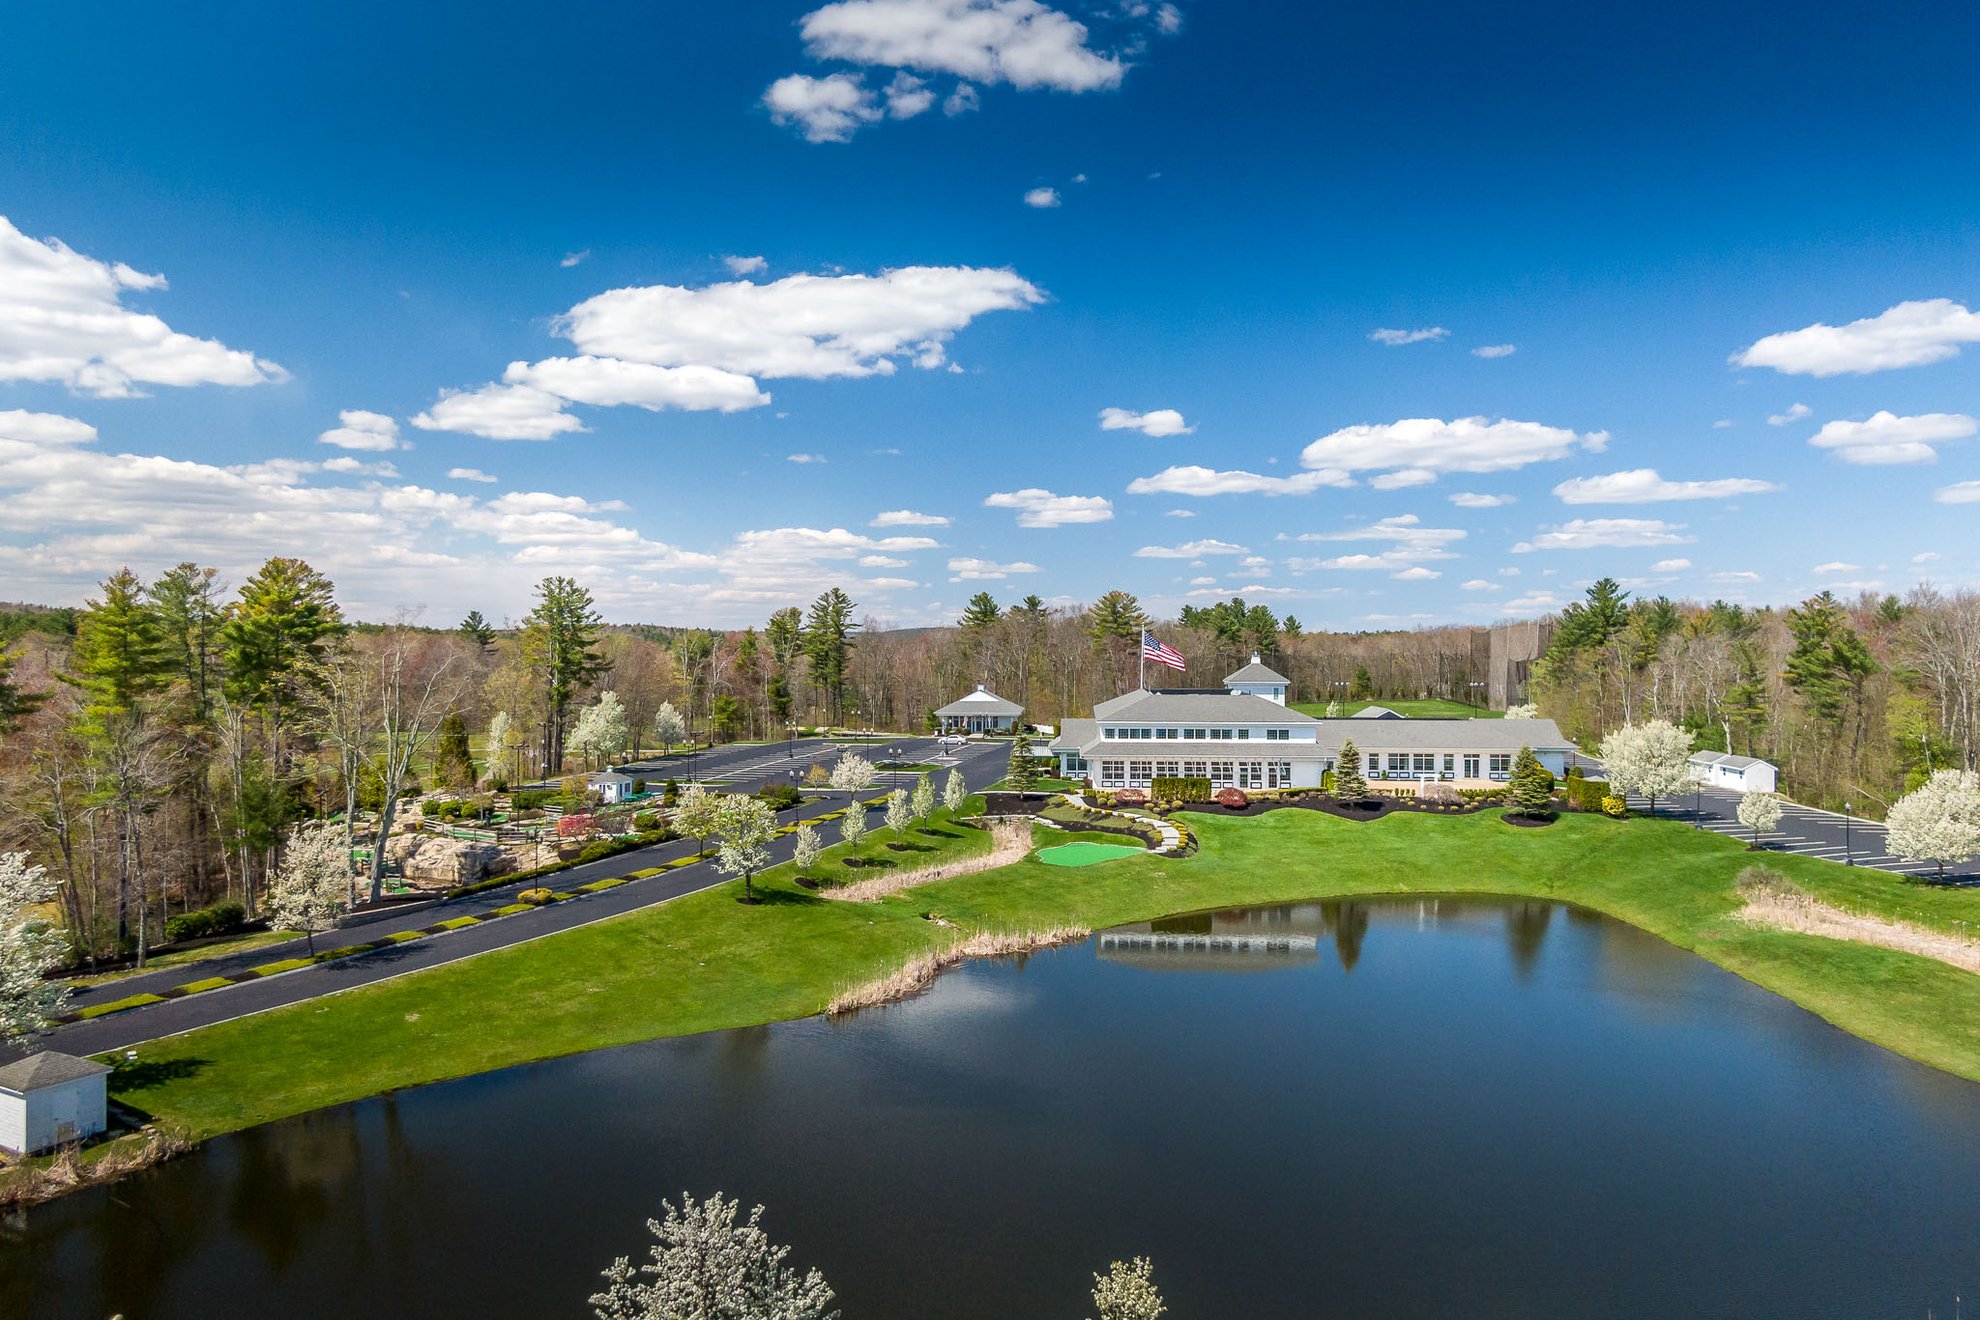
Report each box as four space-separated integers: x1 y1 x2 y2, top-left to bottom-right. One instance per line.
0 1092 23 1155
3 1077 108 1154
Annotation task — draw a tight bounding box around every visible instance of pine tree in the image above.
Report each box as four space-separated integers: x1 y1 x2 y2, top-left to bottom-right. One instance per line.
519 576 609 772
1006 730 1038 793
801 588 858 722
959 591 1002 631
459 609 496 647
433 710 476 788
1334 739 1368 800
1507 746 1555 817
148 561 223 721
0 646 40 733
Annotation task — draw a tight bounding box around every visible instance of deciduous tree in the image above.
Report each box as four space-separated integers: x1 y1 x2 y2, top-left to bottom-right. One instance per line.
265 822 350 957
675 783 720 860
1737 790 1783 847
1 851 69 1046
712 793 777 903
1089 1256 1165 1320
942 768 966 816
1598 719 1694 811
571 690 631 768
588 1192 838 1320
1885 769 1980 883
792 822 822 883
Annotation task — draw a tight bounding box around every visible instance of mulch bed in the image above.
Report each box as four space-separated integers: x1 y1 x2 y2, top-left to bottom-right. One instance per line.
1172 795 1470 822
981 791 1059 817
1500 811 1560 828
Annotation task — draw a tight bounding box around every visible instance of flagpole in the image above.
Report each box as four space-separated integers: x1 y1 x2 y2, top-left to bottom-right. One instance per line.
1139 633 1146 691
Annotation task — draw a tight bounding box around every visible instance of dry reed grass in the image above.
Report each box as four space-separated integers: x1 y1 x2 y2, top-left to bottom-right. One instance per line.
826 926 1091 1015
0 1126 193 1209
1735 866 1980 976
822 818 1033 903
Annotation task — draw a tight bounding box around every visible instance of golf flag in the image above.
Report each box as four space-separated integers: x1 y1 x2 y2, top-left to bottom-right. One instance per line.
1141 631 1187 671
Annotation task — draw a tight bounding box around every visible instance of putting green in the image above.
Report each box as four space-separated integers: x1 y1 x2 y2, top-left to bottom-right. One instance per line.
1036 841 1144 867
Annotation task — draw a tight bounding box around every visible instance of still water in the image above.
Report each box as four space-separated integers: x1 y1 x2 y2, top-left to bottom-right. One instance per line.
6 898 1978 1319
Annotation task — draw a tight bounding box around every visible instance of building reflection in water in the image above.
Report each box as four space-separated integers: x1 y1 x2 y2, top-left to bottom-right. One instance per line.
1111 897 1558 976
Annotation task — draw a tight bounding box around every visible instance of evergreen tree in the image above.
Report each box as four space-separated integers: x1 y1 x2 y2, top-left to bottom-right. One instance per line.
801 588 858 721
433 710 477 788
458 609 496 647
1785 591 1878 726
1086 590 1150 645
959 591 1002 631
1006 730 1038 793
519 575 609 772
1349 666 1373 700
147 561 223 721
0 646 41 733
1334 739 1368 800
1507 746 1555 817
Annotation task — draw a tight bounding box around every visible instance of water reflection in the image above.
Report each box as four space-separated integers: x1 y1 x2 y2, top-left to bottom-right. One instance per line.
1120 896 1555 977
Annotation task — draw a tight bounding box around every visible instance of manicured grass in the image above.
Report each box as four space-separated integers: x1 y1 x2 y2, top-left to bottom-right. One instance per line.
106 807 1980 1139
1036 841 1144 867
1291 699 1502 719
68 927 301 986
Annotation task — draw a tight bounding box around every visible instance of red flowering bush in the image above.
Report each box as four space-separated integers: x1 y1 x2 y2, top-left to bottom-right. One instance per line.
556 812 596 839
1114 788 1149 806
1214 787 1249 809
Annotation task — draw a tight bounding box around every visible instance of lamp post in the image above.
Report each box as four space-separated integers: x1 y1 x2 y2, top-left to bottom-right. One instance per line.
787 720 797 759
1843 800 1854 866
686 717 697 785
890 745 901 794
1694 781 1702 829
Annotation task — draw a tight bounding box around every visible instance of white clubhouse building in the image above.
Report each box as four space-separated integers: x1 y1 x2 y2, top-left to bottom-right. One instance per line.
1049 656 1575 792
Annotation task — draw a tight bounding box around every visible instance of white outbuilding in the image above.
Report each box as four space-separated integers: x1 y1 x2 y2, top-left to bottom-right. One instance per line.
587 770 636 805
0 1051 113 1155
934 685 1025 734
1688 751 1779 795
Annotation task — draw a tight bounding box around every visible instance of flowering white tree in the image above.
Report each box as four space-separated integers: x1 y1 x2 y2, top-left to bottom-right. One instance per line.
1323 699 1341 718
571 690 630 769
792 822 823 883
1885 769 1980 883
589 1192 838 1320
675 783 720 859
487 710 525 785
1090 1256 1166 1320
838 801 868 862
1737 790 1783 847
652 701 688 759
909 774 936 829
712 793 778 903
266 823 351 958
1598 719 1695 811
1504 703 1540 720
942 768 967 817
829 752 876 801
884 787 912 843
1 852 70 1047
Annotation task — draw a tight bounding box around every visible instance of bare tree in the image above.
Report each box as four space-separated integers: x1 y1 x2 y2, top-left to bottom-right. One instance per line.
365 621 462 903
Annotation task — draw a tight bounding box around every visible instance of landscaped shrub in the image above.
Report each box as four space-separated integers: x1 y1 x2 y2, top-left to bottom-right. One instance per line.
1150 776 1212 804
557 812 596 839
509 788 553 811
1565 777 1612 813
163 900 249 945
632 810 662 832
757 782 803 811
1214 786 1249 809
517 887 555 906
1601 795 1628 818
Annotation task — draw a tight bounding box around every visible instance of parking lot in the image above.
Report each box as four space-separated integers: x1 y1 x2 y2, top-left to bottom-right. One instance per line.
1633 782 1979 885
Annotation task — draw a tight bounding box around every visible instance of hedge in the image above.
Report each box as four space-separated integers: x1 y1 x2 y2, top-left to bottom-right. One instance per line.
1565 777 1612 813
162 900 248 946
1150 776 1212 803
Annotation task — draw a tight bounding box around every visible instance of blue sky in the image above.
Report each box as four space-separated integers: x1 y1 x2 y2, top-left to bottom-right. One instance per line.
1 0 1976 627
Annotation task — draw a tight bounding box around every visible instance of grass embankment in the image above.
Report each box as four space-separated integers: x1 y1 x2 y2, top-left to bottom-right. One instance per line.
105 808 1980 1139
1290 698 1501 719
69 928 300 987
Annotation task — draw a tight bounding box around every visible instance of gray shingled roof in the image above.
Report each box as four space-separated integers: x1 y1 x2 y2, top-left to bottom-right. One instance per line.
1091 690 1321 724
0 1051 113 1093
934 687 1024 718
1050 718 1097 752
1223 660 1289 685
1350 705 1403 719
1055 717 1576 760
1691 751 1772 771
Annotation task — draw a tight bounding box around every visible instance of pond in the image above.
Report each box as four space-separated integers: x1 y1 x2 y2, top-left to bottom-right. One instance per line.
6 897 1979 1318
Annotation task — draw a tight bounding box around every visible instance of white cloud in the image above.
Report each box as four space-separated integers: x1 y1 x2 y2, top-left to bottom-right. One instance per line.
1471 344 1516 359
1808 410 1975 465
1133 539 1248 558
947 555 1040 580
1913 552 1943 564
1712 419 1735 429
764 72 883 142
561 250 590 269
870 509 951 526
1391 566 1441 581
1813 561 1860 574
448 467 499 483
982 487 1113 527
1188 575 1216 586
1710 570 1762 583
1649 558 1692 572
1164 508 1194 518
1287 515 1466 573
1024 187 1062 208
944 83 981 115
1300 416 1607 476
1369 468 1436 490
558 265 1042 379
1449 492 1511 508
1460 579 1499 591
1369 326 1448 346
1551 468 1781 504
723 255 769 276
1511 518 1692 552
502 356 770 412
1734 299 1980 377
1099 406 1192 437
788 452 828 464
1153 3 1182 34
0 214 286 398
1766 402 1811 426
1126 464 1352 497
318 409 407 452
859 554 909 567
798 0 1127 92
411 384 583 441
1936 481 1980 505
885 71 937 117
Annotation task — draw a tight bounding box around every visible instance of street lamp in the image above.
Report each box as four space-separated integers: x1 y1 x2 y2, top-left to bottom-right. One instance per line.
890 745 901 794
787 720 798 759
1843 800 1854 866
1694 781 1702 829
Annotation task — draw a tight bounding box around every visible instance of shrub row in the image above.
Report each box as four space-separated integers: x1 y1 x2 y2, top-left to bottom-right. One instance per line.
162 900 248 946
1149 776 1212 804
1564 776 1612 813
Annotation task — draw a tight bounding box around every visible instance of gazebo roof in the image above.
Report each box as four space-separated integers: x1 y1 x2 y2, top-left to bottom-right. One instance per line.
935 685 1023 718
1223 654 1289 686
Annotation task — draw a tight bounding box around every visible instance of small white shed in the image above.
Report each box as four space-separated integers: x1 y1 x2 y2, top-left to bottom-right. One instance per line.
0 1051 112 1155
1689 751 1779 795
588 770 636 805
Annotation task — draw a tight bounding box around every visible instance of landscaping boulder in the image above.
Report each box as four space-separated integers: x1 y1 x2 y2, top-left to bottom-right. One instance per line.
385 833 513 884
1214 787 1249 809
1420 781 1461 806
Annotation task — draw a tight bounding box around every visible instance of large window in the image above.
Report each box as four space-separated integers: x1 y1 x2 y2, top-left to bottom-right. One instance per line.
1130 761 1153 785
1413 753 1435 775
1211 761 1234 784
1269 762 1293 788
1239 762 1264 789
1266 728 1290 741
1183 761 1208 778
1489 753 1512 780
1463 754 1480 778
1101 761 1125 787
1442 754 1456 778
1156 761 1180 778
1065 755 1087 775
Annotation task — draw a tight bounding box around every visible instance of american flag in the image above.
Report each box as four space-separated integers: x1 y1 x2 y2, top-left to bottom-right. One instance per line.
1141 631 1187 671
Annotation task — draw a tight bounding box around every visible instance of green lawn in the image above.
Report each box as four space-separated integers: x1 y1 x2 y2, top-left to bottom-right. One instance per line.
1291 699 1502 719
104 807 1980 1139
69 927 301 987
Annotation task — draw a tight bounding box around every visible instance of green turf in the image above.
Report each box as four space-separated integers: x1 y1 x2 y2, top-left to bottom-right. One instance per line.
1290 699 1502 719
105 806 1980 1139
1036 841 1145 867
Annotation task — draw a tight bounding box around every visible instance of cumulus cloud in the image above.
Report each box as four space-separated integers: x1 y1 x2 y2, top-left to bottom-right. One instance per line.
1287 515 1465 572
1936 481 1980 505
1734 299 1980 376
787 453 828 463
412 384 583 441
318 409 407 452
870 509 951 526
983 487 1113 527
1099 406 1192 437
1649 558 1692 572
1449 492 1511 508
723 255 769 276
0 214 285 398
1164 508 1194 518
798 0 1127 92
1126 464 1352 497
1369 468 1436 490
1460 579 1500 591
944 83 981 115
502 356 770 412
1551 468 1781 504
1813 561 1860 574
885 71 937 116
764 72 884 141
948 555 1040 580
1766 402 1811 426
1299 416 1607 477
1369 326 1448 346
1024 186 1062 208
1511 518 1692 552
1391 566 1441 581
1808 410 1976 465
1471 344 1516 358
448 467 499 483
561 250 590 269
1133 539 1248 558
